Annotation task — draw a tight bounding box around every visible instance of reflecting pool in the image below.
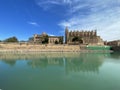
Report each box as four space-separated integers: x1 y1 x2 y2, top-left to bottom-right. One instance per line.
0 52 120 90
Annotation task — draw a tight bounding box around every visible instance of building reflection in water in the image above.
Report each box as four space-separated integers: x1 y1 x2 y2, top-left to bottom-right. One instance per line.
0 53 111 73
27 57 64 68
110 52 120 59
64 54 103 74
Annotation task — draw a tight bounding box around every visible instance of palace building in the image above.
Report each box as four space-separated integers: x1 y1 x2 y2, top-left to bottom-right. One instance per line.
33 32 63 44
65 27 104 45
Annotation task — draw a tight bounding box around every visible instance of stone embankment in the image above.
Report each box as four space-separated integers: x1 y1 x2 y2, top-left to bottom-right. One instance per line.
0 43 82 53
0 43 111 53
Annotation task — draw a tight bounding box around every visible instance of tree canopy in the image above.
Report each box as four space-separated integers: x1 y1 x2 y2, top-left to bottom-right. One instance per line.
28 37 34 42
59 37 63 44
72 36 83 43
72 36 79 42
4 36 18 42
42 35 48 44
55 40 59 44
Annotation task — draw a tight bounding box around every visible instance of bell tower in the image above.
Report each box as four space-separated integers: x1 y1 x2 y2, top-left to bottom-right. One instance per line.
65 26 69 44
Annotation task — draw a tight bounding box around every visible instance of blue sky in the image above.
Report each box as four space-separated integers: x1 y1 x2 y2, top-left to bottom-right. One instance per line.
0 0 120 41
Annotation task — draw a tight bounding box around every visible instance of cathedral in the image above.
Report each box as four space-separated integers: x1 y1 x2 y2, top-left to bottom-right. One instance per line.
65 27 104 45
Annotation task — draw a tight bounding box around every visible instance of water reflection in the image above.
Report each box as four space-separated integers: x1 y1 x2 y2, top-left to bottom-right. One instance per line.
1 53 120 90
110 52 120 59
64 53 107 74
2 60 16 66
0 53 111 73
27 57 64 68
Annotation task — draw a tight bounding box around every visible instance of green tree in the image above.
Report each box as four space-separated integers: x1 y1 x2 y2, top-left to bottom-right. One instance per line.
4 36 18 42
59 37 63 44
72 36 79 42
72 36 83 44
28 37 34 42
55 40 59 44
42 35 48 44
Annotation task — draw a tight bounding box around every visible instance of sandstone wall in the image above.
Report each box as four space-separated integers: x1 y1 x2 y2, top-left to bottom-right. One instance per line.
0 43 81 52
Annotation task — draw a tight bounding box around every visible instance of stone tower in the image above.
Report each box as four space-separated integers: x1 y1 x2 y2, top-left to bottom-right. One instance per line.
65 27 69 44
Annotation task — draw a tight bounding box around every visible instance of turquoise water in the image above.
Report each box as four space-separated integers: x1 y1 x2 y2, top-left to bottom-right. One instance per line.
0 53 120 90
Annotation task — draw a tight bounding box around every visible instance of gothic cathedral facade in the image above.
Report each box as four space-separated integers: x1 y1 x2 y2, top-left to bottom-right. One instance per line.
65 27 104 45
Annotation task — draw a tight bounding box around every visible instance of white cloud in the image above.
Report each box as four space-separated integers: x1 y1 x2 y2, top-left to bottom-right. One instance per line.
35 0 72 10
59 0 120 41
27 21 39 26
48 33 55 36
35 0 120 41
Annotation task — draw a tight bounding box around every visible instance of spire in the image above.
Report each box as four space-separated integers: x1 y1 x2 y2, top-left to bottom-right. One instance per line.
65 26 69 32
95 29 97 36
65 26 69 34
65 26 69 44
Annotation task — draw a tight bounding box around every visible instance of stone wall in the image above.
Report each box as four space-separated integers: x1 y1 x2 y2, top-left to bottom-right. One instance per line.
0 43 81 52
